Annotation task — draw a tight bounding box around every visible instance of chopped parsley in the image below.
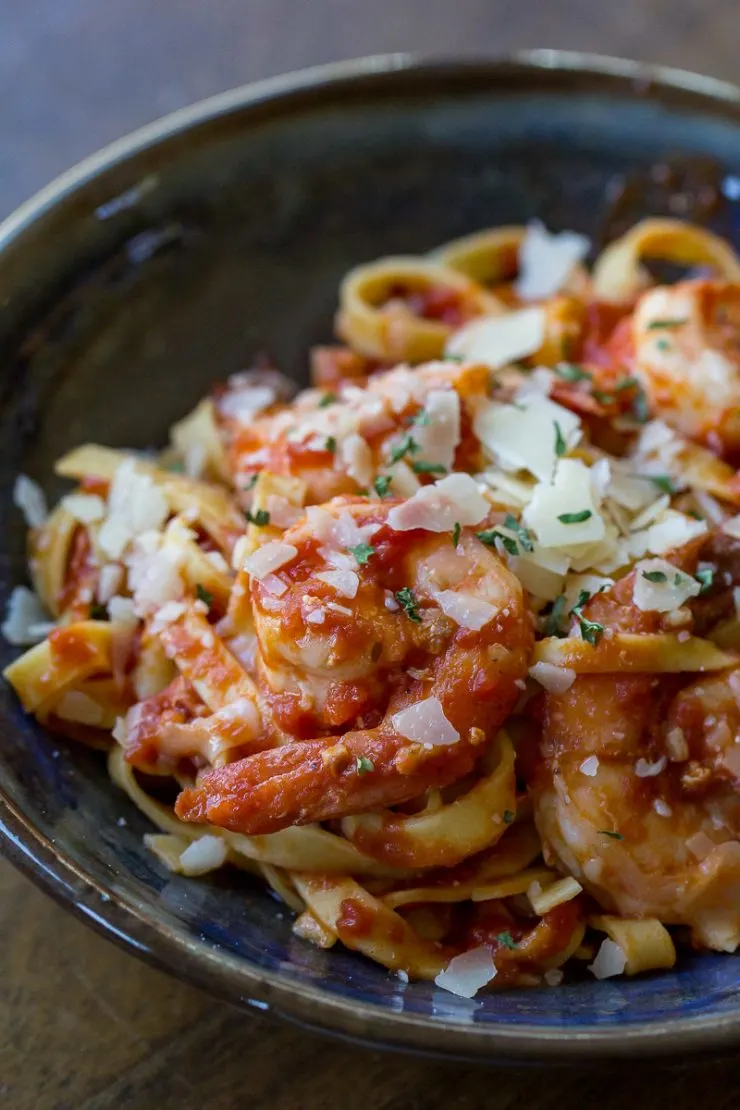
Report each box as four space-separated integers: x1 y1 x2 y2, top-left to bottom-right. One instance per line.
196 584 213 608
554 421 567 458
647 474 678 495
356 756 375 775
570 591 605 646
243 473 260 492
452 522 461 548
655 338 671 352
557 509 592 524
598 829 624 840
89 602 108 621
349 542 375 566
696 567 714 594
497 931 518 950
411 460 447 475
503 809 515 825
504 514 535 554
631 384 650 423
318 392 339 408
246 508 271 527
647 318 687 330
373 475 392 498
544 594 567 637
614 376 640 392
411 409 431 426
395 587 422 623
325 435 337 454
476 528 519 557
389 434 420 465
591 389 615 406
642 570 668 584
555 362 591 383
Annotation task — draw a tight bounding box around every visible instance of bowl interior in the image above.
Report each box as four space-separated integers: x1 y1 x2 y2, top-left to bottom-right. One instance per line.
3 57 740 1059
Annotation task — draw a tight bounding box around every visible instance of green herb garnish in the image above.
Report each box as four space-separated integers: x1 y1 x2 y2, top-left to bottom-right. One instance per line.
349 543 376 566
655 338 671 352
504 514 535 554
356 756 375 775
503 809 515 825
195 584 213 608
642 570 668 583
243 473 260 492
570 591 604 646
452 522 461 548
318 392 339 408
554 421 567 458
497 931 519 950
476 529 519 557
599 829 624 840
647 318 687 330
557 510 592 524
544 594 567 637
614 376 640 392
373 475 392 498
246 508 270 527
591 389 615 406
647 474 678 495
696 567 714 594
411 409 431 426
631 385 650 423
389 434 420 465
555 363 592 383
395 587 422 623
411 460 447 475
89 602 108 621
325 435 337 454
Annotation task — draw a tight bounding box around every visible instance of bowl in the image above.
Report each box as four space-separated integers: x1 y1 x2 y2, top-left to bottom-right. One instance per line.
3 51 740 1063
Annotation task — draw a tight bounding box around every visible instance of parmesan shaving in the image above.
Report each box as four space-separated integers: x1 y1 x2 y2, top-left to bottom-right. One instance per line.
632 559 700 612
588 938 627 980
244 542 298 581
475 395 582 482
388 473 488 533
433 589 497 630
2 586 53 646
13 474 48 529
529 661 576 693
515 221 590 301
179 835 229 876
446 306 545 368
391 697 459 747
434 946 496 998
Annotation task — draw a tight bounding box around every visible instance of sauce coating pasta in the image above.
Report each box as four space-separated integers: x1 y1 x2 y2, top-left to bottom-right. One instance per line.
7 218 740 996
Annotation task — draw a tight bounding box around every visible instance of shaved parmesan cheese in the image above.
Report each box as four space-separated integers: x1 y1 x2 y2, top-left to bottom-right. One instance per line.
629 509 707 560
412 389 461 469
388 461 421 498
588 938 626 980
336 432 373 486
724 514 740 539
654 798 673 818
630 495 670 533
108 595 137 626
435 946 496 998
589 458 611 501
522 458 604 548
562 575 613 615
475 395 582 481
99 460 169 559
635 756 667 778
126 534 185 616
316 570 360 599
98 563 124 603
219 380 277 422
148 600 186 634
509 547 569 602
388 473 488 533
515 221 590 301
579 755 600 777
529 661 577 693
633 558 700 612
179 835 228 876
305 607 326 626
261 574 288 597
514 366 554 403
244 541 298 581
687 832 716 861
13 474 48 529
446 306 545 368
61 492 106 524
606 467 658 512
2 586 53 645
434 589 497 630
55 691 105 727
391 697 459 747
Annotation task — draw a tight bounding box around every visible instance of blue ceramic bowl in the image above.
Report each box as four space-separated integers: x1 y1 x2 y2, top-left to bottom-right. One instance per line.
2 53 740 1062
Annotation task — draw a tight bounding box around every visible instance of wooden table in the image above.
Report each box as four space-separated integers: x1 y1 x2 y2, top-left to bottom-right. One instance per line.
3 2 740 1107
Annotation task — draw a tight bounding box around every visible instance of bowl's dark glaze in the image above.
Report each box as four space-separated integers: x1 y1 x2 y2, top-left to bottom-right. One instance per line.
3 54 740 1062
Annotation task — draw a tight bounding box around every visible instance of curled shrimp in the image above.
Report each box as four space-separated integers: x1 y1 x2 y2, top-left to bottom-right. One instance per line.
175 497 532 835
631 279 740 455
533 531 740 951
215 360 489 504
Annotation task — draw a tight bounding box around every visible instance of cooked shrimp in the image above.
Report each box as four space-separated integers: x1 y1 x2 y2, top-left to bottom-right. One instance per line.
631 280 740 455
533 532 740 951
175 496 532 834
216 360 490 504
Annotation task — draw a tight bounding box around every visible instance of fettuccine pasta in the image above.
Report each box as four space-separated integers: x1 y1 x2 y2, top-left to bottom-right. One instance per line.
6 217 740 997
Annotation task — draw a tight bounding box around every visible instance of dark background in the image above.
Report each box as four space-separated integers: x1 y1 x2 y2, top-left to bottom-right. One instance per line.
3 2 740 1108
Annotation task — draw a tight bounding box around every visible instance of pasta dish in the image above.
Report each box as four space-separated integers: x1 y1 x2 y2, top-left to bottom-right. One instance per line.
6 217 740 997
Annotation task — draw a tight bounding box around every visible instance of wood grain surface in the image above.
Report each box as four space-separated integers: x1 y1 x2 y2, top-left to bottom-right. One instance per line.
3 2 740 1107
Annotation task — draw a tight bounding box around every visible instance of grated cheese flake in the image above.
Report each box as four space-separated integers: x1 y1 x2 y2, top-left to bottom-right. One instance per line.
244 541 298 581
13 474 48 529
588 938 627 980
632 558 700 612
445 306 545 368
434 946 497 998
179 835 229 876
391 697 460 747
433 590 497 631
388 473 488 533
98 459 169 559
2 586 53 646
475 395 582 482
61 492 107 524
529 661 577 694
522 458 604 548
516 221 590 301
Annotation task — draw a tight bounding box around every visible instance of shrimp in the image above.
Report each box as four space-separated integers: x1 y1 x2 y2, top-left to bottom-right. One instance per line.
175 497 532 835
631 279 740 455
215 360 490 504
533 531 740 951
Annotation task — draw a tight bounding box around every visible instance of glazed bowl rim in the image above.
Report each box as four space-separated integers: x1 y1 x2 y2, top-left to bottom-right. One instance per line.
2 49 740 1061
